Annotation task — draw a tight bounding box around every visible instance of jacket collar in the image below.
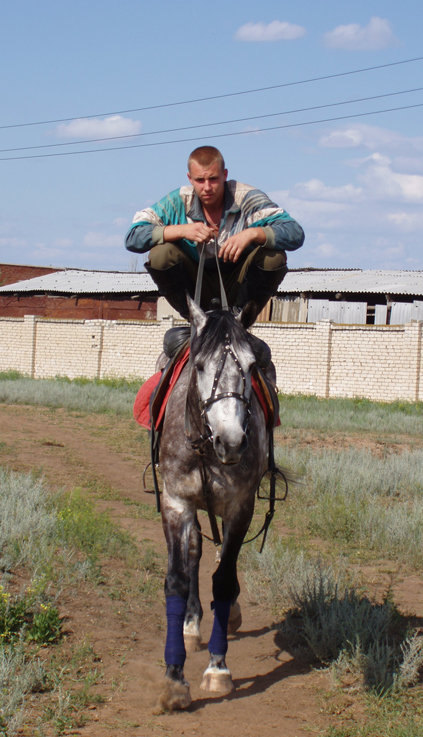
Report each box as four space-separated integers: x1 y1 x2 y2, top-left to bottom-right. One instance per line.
187 182 240 223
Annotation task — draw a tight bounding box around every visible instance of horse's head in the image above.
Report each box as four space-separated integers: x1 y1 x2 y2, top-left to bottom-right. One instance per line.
187 296 257 465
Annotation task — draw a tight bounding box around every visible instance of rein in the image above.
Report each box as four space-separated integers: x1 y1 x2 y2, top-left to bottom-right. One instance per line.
195 431 288 552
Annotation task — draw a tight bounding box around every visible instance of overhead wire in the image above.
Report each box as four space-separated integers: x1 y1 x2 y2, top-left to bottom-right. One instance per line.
1 85 422 155
1 100 423 161
1 55 422 130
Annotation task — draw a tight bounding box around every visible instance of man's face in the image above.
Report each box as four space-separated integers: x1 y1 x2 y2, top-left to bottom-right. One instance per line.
187 160 228 209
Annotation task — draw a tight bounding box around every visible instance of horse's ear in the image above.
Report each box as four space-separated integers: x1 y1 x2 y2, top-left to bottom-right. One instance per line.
187 294 207 334
236 301 258 329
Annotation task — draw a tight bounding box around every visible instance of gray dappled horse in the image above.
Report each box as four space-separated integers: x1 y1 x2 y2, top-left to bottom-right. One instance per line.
158 296 269 710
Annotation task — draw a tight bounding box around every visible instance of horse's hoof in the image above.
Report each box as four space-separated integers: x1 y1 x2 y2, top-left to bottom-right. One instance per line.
158 677 192 712
228 600 242 634
184 633 202 652
200 666 234 694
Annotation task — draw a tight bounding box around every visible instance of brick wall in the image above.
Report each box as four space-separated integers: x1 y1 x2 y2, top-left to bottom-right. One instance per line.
0 315 422 402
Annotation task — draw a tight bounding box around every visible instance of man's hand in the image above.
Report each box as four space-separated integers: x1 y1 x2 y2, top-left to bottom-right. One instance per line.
163 222 218 244
218 227 266 263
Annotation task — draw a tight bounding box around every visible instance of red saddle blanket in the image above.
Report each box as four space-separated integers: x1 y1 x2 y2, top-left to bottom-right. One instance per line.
133 347 279 431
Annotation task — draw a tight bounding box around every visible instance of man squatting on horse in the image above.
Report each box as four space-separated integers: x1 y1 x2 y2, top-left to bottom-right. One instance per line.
124 147 305 708
125 145 305 324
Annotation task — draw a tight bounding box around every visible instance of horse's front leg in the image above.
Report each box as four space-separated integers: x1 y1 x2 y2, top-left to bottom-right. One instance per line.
159 495 197 711
183 514 203 652
201 512 252 694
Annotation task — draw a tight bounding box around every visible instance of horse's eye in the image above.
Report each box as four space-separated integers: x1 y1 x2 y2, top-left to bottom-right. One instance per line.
196 361 204 372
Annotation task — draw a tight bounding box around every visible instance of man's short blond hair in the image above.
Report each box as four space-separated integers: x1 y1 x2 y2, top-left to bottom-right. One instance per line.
187 146 226 172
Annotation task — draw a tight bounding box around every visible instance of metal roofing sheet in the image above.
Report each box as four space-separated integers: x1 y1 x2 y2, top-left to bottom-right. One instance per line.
1 267 423 297
277 269 423 296
0 269 156 294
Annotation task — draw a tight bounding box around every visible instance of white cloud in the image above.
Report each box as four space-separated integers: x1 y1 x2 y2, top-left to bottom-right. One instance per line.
0 237 27 248
293 178 363 202
319 124 422 154
83 231 123 250
313 242 340 258
113 217 129 228
359 156 423 202
320 127 366 149
235 20 306 42
53 238 73 249
32 243 70 262
56 115 141 140
324 16 397 51
388 211 423 231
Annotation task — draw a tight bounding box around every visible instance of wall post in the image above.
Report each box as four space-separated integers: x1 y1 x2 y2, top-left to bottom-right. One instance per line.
315 320 333 398
23 314 37 378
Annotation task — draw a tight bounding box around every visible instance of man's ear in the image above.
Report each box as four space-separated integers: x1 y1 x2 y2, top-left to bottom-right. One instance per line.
236 301 259 329
187 294 207 334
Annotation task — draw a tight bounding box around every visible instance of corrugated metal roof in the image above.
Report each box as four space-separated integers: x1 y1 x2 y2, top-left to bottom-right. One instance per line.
1 267 423 298
278 269 423 296
0 268 156 294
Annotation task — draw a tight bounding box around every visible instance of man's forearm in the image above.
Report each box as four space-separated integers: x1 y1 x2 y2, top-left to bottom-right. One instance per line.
163 224 188 242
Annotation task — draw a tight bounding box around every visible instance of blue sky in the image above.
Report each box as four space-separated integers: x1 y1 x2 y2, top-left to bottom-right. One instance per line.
1 0 423 273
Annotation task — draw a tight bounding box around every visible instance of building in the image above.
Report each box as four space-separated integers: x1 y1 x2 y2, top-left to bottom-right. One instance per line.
1 264 423 325
272 268 423 324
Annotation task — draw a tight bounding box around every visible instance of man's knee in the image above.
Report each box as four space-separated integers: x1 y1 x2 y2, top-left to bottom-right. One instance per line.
147 243 187 270
253 248 287 271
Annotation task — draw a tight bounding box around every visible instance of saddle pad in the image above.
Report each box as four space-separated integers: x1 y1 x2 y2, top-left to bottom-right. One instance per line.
133 371 162 429
133 347 280 431
133 346 190 431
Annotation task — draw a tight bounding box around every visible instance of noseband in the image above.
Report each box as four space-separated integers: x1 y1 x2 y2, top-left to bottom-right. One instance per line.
186 332 252 452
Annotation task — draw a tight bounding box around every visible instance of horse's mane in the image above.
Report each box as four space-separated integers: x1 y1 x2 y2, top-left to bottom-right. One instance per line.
191 310 247 360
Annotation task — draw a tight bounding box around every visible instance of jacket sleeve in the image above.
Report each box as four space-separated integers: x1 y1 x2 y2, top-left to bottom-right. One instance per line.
125 218 165 254
242 188 305 252
261 218 305 252
125 188 189 254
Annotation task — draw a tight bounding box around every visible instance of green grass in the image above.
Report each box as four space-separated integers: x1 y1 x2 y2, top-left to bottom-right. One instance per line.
56 488 137 562
0 466 160 736
322 694 423 737
1 373 422 435
272 445 423 565
245 546 423 698
0 373 144 416
277 393 423 435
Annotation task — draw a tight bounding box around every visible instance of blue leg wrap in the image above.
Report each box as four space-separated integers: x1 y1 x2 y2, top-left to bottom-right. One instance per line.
164 595 187 666
208 599 231 656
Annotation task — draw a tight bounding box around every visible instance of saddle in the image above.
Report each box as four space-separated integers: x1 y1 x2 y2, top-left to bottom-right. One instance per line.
133 327 280 432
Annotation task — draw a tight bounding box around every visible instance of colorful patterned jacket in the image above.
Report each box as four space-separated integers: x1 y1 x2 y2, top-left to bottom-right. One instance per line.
126 180 304 263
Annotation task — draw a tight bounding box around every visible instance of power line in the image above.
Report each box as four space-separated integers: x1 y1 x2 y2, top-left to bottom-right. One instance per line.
1 100 422 162
1 55 423 131
1 86 422 155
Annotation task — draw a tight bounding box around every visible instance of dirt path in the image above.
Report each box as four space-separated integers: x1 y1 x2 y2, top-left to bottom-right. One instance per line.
0 404 422 736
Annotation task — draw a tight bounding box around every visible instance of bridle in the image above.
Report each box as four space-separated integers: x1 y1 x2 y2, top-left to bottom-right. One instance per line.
186 331 252 452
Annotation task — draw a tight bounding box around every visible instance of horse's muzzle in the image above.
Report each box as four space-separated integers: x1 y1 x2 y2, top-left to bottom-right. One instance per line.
213 432 248 465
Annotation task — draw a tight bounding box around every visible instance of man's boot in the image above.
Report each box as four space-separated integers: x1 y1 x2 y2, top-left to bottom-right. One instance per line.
145 262 194 320
237 263 288 316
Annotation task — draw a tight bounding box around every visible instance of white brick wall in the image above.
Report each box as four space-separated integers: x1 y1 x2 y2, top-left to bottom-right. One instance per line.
0 315 422 402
